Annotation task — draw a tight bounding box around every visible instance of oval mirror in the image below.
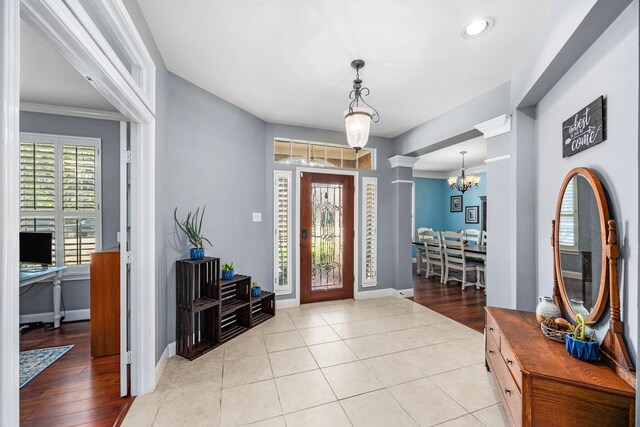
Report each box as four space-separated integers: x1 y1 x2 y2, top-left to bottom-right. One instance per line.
554 168 610 324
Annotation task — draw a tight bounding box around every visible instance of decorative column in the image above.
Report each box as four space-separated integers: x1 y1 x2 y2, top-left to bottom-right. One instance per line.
388 155 418 295
475 110 537 311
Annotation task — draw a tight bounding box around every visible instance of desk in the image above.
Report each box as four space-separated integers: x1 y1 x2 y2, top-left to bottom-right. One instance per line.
20 266 67 328
413 242 487 275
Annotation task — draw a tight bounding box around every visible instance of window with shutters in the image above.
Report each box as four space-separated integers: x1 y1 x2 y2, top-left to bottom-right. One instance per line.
274 171 292 295
559 176 578 252
362 177 377 287
20 133 102 274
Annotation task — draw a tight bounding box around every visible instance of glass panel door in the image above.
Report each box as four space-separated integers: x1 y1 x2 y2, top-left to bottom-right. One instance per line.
300 172 354 303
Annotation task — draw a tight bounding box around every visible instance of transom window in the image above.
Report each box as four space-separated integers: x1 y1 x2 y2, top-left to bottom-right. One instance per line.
274 139 375 170
20 132 102 273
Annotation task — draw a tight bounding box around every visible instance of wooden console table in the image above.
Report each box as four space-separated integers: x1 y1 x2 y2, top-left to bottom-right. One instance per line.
485 307 635 426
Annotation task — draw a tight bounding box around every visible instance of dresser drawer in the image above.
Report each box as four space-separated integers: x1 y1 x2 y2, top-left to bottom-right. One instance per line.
485 313 501 349
486 330 501 365
491 349 523 426
500 338 523 390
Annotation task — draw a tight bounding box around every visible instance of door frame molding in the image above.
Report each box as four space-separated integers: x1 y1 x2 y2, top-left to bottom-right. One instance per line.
295 167 359 306
1 1 157 422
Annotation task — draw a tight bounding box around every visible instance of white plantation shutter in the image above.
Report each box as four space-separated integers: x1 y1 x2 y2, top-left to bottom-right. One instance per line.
559 177 578 250
362 177 377 287
62 145 96 211
274 171 292 294
20 142 56 211
19 133 101 271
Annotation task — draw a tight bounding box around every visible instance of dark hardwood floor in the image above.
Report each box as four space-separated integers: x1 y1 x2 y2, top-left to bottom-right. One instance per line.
20 321 133 427
410 268 486 333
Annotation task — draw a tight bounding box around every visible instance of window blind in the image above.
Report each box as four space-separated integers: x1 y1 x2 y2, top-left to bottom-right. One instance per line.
559 178 577 248
19 134 101 269
274 171 292 294
20 142 55 211
362 177 377 286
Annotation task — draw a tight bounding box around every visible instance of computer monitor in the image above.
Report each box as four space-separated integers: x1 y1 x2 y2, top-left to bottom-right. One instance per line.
20 232 53 266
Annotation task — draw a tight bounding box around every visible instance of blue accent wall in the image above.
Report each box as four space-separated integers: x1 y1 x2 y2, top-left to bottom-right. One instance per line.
413 172 486 257
443 172 486 232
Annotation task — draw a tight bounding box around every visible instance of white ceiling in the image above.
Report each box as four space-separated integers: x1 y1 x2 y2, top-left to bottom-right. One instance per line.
413 136 486 173
138 0 553 137
20 20 116 111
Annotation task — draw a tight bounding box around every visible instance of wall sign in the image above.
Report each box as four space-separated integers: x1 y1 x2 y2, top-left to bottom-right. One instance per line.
562 96 606 158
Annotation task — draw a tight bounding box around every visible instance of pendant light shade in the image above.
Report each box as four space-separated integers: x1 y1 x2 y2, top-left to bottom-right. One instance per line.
344 107 373 152
344 59 379 152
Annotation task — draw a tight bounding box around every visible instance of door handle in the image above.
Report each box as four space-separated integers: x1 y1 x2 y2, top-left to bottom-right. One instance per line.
302 228 308 239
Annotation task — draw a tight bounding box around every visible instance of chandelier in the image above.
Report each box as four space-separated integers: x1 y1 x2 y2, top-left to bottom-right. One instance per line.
448 151 480 193
344 59 380 152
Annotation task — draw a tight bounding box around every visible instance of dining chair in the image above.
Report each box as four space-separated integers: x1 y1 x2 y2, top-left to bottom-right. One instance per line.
480 230 488 246
442 231 483 290
416 228 431 275
476 263 486 294
423 230 444 282
463 229 481 245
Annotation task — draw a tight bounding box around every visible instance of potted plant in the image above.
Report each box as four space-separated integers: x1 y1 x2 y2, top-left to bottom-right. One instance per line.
174 206 212 260
565 314 599 362
222 262 234 280
251 281 261 298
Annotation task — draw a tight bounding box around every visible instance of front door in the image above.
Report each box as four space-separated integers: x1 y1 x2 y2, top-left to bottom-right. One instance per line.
300 172 354 303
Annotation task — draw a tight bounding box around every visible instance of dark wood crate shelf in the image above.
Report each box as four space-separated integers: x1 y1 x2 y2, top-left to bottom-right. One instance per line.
191 297 219 313
252 290 275 301
221 298 250 316
251 311 273 326
190 339 220 358
221 324 248 343
220 274 250 287
176 258 275 360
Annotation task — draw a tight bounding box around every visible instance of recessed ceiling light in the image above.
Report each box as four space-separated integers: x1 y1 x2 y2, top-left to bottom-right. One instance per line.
462 18 494 39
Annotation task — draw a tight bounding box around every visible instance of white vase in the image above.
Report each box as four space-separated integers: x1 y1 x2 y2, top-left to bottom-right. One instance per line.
536 296 561 323
570 298 590 317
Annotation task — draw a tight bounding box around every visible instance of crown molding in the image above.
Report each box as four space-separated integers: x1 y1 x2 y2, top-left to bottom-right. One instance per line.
388 155 418 169
20 102 127 122
474 114 512 139
412 170 448 179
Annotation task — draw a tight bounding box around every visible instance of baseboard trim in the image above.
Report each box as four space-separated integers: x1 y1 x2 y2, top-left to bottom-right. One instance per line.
19 308 90 324
155 341 177 387
393 288 414 298
275 299 299 309
355 288 393 299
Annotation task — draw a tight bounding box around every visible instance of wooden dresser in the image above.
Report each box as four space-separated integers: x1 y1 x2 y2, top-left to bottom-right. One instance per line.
90 248 120 357
485 307 635 426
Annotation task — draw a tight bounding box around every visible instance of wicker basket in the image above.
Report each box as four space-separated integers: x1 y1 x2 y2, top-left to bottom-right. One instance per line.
540 322 570 343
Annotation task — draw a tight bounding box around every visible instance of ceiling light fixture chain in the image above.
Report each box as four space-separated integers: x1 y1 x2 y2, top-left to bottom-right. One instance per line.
344 59 380 152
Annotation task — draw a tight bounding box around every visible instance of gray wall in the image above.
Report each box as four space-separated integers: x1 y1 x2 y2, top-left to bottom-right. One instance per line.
536 1 638 363
19 112 120 316
161 72 267 347
264 124 396 301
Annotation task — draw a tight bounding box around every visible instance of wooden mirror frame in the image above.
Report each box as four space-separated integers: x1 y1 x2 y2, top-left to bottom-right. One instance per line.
553 167 609 325
552 167 635 388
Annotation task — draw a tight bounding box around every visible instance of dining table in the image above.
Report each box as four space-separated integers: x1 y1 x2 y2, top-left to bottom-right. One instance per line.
412 241 486 275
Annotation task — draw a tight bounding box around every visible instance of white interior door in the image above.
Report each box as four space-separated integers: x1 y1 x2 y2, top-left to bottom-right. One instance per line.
119 122 131 396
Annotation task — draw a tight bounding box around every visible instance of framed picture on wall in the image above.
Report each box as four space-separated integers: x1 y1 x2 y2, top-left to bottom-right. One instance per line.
465 206 479 224
450 195 463 212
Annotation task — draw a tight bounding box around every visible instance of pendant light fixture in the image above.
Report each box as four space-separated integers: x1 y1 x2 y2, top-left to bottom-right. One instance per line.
344 59 380 152
448 151 481 194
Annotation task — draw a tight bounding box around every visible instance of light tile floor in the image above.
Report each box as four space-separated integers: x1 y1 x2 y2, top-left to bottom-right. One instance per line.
123 296 508 427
